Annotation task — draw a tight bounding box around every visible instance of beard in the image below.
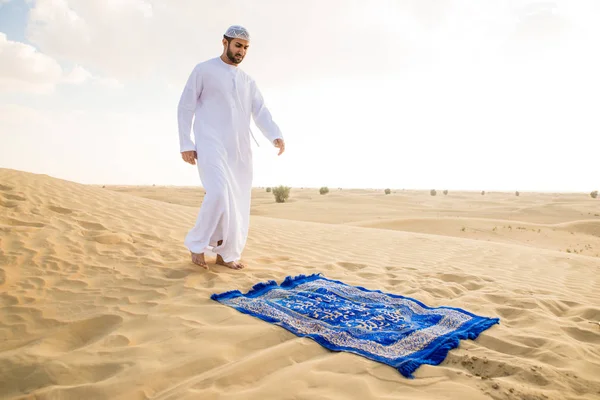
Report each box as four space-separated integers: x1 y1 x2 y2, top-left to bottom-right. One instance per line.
226 45 244 64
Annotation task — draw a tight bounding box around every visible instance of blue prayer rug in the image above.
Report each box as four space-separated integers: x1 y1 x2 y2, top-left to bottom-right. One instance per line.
211 273 499 378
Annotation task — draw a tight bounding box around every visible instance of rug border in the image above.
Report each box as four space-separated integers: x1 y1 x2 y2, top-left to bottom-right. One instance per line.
210 273 500 378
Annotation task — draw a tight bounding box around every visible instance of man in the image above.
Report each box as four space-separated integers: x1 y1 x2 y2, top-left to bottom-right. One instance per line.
177 25 285 271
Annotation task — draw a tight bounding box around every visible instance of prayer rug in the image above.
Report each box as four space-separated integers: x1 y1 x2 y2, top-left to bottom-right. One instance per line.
211 273 499 378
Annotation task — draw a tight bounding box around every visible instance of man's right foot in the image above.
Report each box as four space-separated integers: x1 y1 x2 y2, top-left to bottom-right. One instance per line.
191 252 208 270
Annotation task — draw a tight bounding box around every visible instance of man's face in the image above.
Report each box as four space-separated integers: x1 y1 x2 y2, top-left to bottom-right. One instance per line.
226 38 249 64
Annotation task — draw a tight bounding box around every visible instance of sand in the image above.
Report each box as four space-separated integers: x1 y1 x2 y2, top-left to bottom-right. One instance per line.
1 168 599 400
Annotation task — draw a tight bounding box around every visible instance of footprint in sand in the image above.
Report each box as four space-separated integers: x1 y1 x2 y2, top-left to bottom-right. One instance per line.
77 220 107 230
164 269 193 279
337 261 369 271
561 326 600 344
437 273 486 291
357 271 378 280
90 233 133 245
423 285 465 298
3 218 45 228
102 334 131 347
0 358 130 395
537 298 572 317
20 277 46 290
484 294 537 310
255 255 291 265
385 265 410 272
386 278 407 287
77 220 132 245
451 353 550 392
31 314 123 353
0 293 19 307
48 205 73 215
1 192 26 201
54 279 88 289
135 233 161 241
495 306 528 320
0 199 19 208
579 307 600 321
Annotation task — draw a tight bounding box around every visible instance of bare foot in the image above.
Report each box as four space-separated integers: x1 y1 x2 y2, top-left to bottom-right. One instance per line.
216 254 245 270
191 252 208 270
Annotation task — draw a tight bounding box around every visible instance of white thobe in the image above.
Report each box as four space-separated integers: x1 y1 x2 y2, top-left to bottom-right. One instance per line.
177 57 283 262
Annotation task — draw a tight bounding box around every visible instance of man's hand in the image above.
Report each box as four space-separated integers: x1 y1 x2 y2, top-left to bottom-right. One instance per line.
273 138 285 156
181 150 197 165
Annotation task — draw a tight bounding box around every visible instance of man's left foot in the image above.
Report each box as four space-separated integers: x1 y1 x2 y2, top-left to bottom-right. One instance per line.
216 254 246 270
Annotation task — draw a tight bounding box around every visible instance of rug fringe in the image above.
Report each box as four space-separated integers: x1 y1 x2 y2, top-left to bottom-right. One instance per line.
426 337 461 366
396 317 500 378
467 318 500 340
210 279 280 301
281 273 323 288
210 290 242 301
212 273 324 302
246 279 279 296
397 360 423 379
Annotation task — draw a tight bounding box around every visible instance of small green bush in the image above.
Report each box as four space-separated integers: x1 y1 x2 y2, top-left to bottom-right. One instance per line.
266 187 271 192
443 190 448 195
516 191 520 197
319 187 329 195
272 185 291 203
430 189 437 196
591 190 598 199
481 191 485 195
384 188 391 195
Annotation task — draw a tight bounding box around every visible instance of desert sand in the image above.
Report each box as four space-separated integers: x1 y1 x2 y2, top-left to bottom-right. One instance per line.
1 167 599 400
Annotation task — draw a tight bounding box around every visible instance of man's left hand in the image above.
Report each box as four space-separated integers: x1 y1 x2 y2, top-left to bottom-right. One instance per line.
273 138 285 156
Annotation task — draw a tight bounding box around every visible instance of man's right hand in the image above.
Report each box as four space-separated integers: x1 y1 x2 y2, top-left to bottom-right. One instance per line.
181 150 197 165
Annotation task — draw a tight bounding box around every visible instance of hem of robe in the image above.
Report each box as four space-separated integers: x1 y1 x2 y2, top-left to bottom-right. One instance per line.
185 242 241 263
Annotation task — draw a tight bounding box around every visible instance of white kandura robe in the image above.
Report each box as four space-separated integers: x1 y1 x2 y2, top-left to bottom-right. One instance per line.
177 57 283 262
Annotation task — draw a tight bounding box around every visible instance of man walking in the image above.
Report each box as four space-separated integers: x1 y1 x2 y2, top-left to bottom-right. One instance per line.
177 25 285 270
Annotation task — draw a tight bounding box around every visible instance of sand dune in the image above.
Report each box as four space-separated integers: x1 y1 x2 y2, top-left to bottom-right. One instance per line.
1 168 599 400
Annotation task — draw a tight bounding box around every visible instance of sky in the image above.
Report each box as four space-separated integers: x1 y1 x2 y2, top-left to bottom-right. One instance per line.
0 0 599 192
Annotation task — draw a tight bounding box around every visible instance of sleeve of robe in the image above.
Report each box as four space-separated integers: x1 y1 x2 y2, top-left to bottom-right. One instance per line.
250 80 283 143
177 65 203 153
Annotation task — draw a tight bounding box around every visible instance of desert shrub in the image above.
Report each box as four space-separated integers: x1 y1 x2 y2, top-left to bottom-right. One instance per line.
384 188 391 195
591 190 598 199
319 187 329 195
443 190 448 195
266 187 271 192
481 191 485 195
430 189 437 196
516 191 520 196
272 185 291 203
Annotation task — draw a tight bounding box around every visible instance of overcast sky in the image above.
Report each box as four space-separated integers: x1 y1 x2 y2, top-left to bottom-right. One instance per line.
1 0 598 191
